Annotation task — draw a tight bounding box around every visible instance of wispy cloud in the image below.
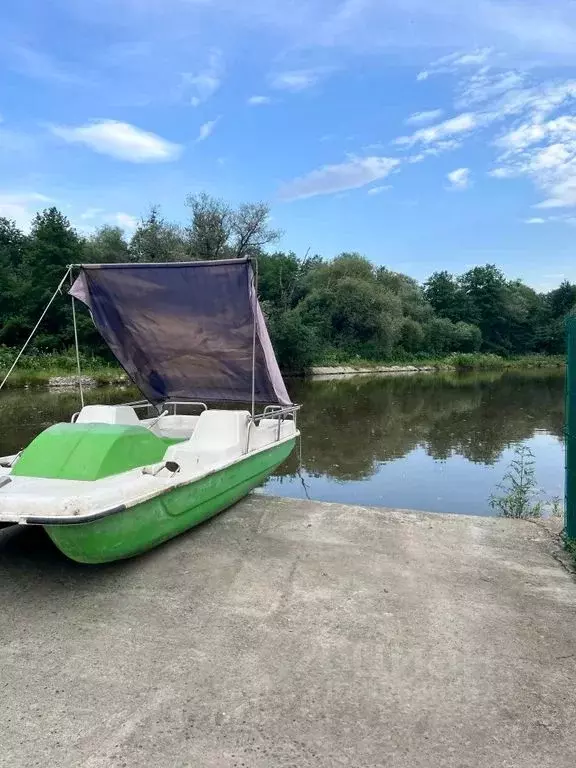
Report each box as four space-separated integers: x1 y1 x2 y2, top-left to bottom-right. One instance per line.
51 120 182 162
446 167 471 190
367 185 391 195
181 48 223 107
279 155 400 201
407 47 576 211
7 43 90 85
417 48 493 81
269 68 326 92
494 115 576 208
196 118 219 142
405 109 444 126
396 113 478 148
457 69 526 108
247 95 272 106
524 217 546 224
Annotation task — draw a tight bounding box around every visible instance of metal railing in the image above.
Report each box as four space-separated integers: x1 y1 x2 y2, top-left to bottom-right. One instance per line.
72 400 209 422
69 400 299 455
245 404 300 453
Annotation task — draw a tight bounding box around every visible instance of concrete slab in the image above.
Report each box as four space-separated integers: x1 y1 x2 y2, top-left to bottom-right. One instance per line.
1 496 576 768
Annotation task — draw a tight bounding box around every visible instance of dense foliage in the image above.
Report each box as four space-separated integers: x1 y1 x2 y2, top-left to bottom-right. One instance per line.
0 198 573 372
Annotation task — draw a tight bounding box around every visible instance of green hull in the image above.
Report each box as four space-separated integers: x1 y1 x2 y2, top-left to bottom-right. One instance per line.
44 439 295 564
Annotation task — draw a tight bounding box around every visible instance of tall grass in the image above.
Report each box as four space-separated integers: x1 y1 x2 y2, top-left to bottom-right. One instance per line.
0 346 124 389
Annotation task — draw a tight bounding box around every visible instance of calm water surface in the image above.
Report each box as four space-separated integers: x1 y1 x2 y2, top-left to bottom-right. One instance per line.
0 369 565 516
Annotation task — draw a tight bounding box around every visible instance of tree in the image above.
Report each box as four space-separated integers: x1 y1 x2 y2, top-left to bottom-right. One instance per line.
230 202 281 258
17 207 83 347
258 251 301 309
130 206 187 262
459 265 514 354
185 194 281 260
84 225 130 264
424 271 467 323
398 317 424 354
424 317 457 356
185 193 232 260
548 280 576 319
268 309 320 373
453 321 482 352
0 218 26 342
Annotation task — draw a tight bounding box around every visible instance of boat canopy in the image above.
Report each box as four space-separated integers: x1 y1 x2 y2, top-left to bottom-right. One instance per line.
70 259 291 406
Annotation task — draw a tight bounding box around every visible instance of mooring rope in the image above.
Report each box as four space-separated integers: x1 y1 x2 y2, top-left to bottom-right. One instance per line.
0 266 73 392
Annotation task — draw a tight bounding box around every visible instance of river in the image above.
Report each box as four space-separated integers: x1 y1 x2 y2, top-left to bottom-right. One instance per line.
0 369 565 516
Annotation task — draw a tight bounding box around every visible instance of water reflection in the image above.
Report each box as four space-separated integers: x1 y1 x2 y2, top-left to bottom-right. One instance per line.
0 369 565 516
269 369 565 514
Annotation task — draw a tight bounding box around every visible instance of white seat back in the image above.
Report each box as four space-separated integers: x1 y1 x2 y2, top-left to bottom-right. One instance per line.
191 410 250 451
75 405 140 426
164 410 250 469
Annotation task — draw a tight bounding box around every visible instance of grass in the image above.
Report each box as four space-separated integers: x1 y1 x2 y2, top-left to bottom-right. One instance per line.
0 347 126 389
314 352 565 372
0 347 566 390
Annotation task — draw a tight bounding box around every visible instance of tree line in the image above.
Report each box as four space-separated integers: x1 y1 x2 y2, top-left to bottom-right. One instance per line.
0 194 573 372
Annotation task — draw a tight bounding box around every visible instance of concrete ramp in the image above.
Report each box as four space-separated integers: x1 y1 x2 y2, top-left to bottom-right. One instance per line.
1 496 576 767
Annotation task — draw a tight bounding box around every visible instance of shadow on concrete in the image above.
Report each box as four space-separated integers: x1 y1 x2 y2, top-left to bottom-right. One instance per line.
0 511 224 589
0 523 138 590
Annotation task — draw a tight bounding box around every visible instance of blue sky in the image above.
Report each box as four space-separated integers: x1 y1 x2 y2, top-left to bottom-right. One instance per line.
2 0 576 289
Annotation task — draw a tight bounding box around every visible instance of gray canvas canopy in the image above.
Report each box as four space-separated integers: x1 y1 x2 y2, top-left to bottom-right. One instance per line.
70 259 291 406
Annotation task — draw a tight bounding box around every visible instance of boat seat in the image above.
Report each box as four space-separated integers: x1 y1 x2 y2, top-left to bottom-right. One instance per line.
141 414 200 440
75 405 141 426
164 409 250 469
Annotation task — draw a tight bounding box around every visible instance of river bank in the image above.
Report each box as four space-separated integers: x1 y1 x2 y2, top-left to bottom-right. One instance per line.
0 351 565 390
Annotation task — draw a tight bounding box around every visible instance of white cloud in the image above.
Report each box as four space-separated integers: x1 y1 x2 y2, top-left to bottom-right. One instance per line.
446 167 471 190
396 112 478 147
489 167 515 178
196 118 219 142
405 109 444 126
247 95 272 105
524 217 546 224
181 49 223 107
51 120 182 162
0 192 52 229
111 212 138 230
458 69 526 107
367 185 391 195
492 114 576 208
269 69 325 92
77 208 138 232
398 60 576 209
417 48 493 80
279 155 400 200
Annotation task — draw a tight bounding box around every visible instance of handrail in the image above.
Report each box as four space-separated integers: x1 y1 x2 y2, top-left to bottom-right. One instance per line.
119 400 209 414
245 404 300 453
250 404 300 423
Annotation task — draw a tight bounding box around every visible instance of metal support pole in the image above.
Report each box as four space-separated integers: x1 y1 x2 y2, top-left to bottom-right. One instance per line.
250 258 259 419
70 271 85 409
565 316 576 539
0 266 73 392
